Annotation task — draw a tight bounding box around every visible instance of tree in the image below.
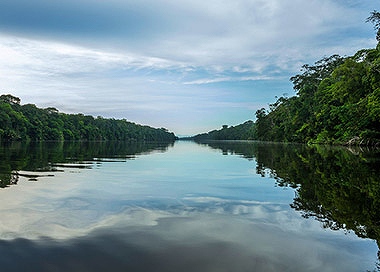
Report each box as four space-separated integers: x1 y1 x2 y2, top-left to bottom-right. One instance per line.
0 94 21 105
366 10 380 42
290 54 344 97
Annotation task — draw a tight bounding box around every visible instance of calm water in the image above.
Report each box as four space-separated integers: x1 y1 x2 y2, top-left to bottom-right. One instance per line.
0 140 379 272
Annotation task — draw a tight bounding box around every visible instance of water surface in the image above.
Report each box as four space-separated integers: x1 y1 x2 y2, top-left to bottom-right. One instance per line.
0 140 379 271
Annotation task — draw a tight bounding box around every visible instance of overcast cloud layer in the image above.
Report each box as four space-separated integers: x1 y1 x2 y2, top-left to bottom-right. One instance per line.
0 0 377 135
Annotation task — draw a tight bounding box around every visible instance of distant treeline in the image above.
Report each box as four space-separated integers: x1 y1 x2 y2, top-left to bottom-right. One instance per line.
193 121 255 141
0 94 176 142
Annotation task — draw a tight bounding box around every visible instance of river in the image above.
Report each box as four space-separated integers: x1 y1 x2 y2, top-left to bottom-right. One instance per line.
0 140 378 271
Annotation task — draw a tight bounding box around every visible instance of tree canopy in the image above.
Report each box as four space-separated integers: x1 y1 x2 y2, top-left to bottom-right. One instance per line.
253 46 380 145
0 95 177 142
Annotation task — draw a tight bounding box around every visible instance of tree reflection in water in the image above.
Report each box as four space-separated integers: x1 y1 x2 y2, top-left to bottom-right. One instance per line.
0 141 174 187
200 140 380 268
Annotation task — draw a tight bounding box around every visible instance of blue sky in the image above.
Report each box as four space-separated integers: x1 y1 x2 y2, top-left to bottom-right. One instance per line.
0 0 378 136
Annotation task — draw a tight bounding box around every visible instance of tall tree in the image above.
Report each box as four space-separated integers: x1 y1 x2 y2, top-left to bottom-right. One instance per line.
366 10 380 42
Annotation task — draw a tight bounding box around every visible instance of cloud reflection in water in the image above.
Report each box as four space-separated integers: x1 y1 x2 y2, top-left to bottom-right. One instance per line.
0 193 375 272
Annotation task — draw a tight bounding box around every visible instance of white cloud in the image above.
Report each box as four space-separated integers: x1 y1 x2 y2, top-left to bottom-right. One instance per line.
184 75 275 85
112 0 368 69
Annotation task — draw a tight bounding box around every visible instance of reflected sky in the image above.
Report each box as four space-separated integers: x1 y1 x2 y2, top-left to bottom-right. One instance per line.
0 141 378 271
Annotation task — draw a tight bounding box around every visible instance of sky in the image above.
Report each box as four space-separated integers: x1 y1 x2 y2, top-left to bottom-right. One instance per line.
0 0 378 136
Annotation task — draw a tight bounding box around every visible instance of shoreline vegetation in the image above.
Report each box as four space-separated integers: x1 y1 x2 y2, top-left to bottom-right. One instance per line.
0 94 176 142
192 46 379 147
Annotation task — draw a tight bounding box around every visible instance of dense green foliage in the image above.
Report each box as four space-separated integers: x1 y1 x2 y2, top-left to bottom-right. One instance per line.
254 49 380 145
0 94 176 142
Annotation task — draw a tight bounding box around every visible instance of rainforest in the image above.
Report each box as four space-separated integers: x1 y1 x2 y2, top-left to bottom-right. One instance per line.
194 47 380 145
0 94 176 142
